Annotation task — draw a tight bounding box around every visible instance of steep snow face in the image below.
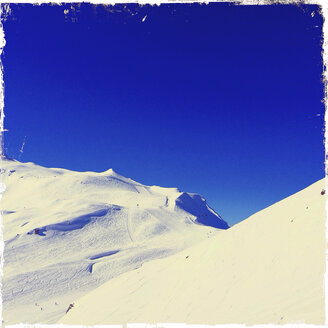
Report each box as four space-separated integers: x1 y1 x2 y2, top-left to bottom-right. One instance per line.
61 179 326 325
1 159 228 324
175 192 229 229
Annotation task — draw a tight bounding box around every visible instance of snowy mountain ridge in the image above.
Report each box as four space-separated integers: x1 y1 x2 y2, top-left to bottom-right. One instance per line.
1 158 228 324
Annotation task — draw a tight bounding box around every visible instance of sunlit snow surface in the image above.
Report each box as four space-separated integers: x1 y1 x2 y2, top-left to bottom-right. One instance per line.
61 178 326 325
1 158 228 324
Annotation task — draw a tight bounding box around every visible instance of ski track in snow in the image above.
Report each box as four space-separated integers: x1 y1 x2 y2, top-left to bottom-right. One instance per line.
126 209 136 243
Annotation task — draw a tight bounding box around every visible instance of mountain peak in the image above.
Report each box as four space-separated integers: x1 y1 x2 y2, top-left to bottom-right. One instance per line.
2 159 229 324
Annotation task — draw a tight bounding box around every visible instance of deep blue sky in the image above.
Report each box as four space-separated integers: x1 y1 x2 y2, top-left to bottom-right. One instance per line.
2 3 324 226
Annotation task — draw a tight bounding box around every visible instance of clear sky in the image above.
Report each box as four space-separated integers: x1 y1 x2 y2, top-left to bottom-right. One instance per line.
2 3 325 226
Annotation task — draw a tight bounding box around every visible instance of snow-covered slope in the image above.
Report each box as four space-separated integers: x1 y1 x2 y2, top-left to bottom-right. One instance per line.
1 158 228 324
60 178 326 325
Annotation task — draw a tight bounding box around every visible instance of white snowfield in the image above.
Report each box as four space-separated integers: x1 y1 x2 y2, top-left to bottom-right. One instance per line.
60 178 326 325
1 158 228 324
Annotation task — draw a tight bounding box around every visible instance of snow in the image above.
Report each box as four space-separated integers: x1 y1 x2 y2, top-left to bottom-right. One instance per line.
1 158 228 324
60 178 326 325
